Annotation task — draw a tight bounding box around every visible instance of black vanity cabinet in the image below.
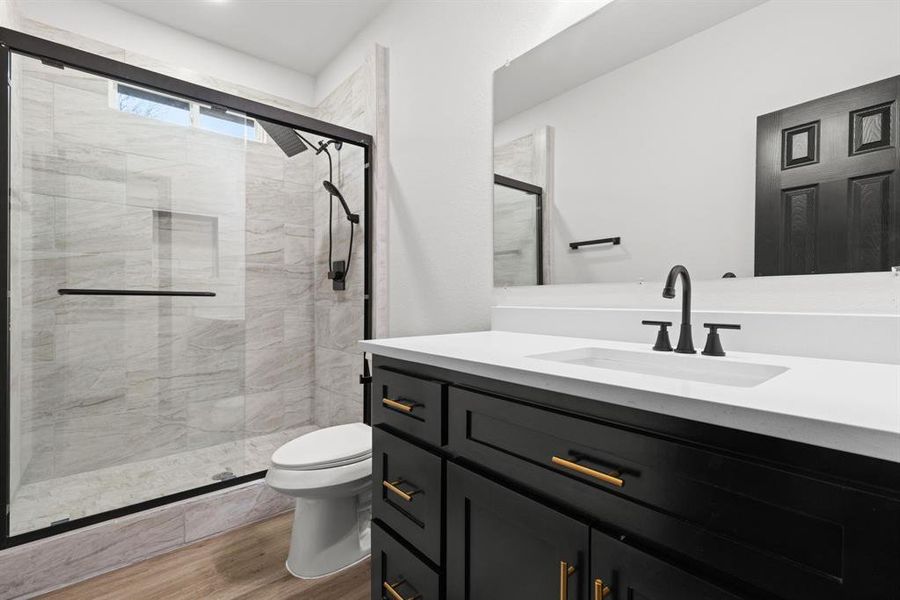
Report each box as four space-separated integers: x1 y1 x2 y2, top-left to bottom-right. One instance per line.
369 356 900 600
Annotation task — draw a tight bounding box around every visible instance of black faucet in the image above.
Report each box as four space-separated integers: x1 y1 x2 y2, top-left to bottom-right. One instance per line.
663 265 695 354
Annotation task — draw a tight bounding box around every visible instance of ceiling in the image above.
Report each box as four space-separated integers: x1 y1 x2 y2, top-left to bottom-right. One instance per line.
494 0 767 122
101 0 389 76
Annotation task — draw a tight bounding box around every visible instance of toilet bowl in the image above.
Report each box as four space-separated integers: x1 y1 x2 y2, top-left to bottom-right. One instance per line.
265 422 372 579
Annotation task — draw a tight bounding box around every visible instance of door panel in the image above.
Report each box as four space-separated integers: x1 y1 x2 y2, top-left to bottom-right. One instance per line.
591 530 742 600
756 75 899 275
446 462 589 600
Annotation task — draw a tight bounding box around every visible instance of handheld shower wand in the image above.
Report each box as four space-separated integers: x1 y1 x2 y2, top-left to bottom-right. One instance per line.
322 179 358 291
323 180 359 223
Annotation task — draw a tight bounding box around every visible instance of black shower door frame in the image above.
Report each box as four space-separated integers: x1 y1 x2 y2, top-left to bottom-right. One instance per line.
0 28 374 548
494 173 544 285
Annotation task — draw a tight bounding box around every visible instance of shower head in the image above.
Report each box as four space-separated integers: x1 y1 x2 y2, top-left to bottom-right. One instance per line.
323 180 359 223
258 119 308 157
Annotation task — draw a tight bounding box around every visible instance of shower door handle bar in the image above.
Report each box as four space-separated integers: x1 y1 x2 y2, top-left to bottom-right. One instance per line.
58 289 216 297
569 237 621 250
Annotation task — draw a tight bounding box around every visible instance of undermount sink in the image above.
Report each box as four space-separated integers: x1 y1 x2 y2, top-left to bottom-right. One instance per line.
528 347 788 388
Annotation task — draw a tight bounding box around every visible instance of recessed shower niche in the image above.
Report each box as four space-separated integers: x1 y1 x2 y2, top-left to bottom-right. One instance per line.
152 210 220 281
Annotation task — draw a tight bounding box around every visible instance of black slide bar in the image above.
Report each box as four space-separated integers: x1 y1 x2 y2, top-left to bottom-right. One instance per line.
569 237 621 250
58 289 216 297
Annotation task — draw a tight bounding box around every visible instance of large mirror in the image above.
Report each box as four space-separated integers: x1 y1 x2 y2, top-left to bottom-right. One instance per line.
493 0 900 286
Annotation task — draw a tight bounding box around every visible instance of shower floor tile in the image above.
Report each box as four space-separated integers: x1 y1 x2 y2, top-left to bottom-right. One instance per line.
9 425 317 536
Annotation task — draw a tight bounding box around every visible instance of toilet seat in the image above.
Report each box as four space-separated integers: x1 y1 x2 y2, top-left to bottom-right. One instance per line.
271 422 372 471
266 423 373 498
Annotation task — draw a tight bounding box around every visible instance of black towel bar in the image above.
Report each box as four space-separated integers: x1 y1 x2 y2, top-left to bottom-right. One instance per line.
569 237 621 250
58 289 216 297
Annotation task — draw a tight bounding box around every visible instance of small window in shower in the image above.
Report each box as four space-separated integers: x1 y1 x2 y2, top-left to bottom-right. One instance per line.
116 84 191 126
198 106 256 140
112 83 260 141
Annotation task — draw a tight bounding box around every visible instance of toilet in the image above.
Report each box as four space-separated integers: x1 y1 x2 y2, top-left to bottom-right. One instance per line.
265 422 372 579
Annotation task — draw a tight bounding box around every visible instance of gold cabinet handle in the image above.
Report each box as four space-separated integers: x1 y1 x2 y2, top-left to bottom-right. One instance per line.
383 579 421 600
382 479 421 502
551 456 624 488
383 580 405 600
383 397 417 413
594 578 611 599
559 561 576 600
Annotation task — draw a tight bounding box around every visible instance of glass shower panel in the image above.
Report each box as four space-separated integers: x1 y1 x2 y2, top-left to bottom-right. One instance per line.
7 53 317 535
493 184 540 286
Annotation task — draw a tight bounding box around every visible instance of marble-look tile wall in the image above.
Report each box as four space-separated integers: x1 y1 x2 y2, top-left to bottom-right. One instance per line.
244 131 317 439
495 134 537 184
310 58 374 428
493 126 554 285
494 133 540 286
10 53 317 489
8 32 25 502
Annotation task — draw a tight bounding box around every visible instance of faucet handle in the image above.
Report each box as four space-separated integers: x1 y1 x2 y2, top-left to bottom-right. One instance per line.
641 320 673 352
702 323 741 357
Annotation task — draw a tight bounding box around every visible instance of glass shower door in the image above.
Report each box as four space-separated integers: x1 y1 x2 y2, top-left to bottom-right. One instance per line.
6 52 263 535
493 176 543 286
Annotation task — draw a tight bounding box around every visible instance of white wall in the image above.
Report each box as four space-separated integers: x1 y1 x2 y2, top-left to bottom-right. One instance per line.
13 0 316 105
495 0 900 284
316 1 607 336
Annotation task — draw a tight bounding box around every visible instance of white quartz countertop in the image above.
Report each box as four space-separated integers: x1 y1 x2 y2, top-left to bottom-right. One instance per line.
360 331 900 463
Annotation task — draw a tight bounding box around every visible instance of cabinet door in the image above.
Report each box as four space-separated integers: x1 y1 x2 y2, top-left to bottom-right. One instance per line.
591 530 742 600
447 462 590 600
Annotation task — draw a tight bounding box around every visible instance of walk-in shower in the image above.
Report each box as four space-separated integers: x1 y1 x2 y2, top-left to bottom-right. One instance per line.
0 29 372 544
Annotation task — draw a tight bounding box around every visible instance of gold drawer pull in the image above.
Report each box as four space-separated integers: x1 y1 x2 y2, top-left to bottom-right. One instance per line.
383 579 421 600
383 397 417 413
382 479 421 502
552 456 625 488
559 561 576 600
383 580 405 600
594 578 611 599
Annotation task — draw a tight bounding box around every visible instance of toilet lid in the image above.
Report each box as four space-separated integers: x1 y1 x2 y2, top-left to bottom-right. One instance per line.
271 423 372 470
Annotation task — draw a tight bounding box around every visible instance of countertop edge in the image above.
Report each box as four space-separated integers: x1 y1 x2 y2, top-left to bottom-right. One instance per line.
361 340 900 464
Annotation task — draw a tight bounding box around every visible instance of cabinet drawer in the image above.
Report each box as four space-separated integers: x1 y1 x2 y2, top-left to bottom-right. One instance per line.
372 367 447 446
448 387 900 599
591 529 740 600
373 427 443 564
372 522 440 600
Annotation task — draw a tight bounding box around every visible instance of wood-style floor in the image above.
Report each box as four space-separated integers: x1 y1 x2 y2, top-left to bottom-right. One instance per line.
39 512 370 600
